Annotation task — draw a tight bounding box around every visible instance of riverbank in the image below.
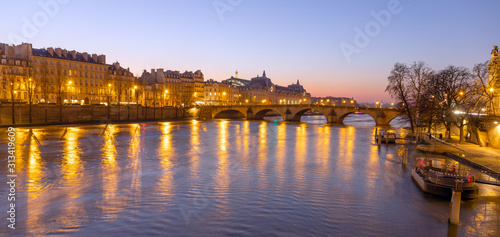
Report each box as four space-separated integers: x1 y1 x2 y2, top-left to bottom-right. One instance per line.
0 104 188 127
418 134 500 176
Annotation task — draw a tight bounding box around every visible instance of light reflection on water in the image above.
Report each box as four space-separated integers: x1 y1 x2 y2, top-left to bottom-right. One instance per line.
0 114 499 236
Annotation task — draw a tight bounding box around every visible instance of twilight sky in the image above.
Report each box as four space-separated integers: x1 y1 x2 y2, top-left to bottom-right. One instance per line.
1 0 499 102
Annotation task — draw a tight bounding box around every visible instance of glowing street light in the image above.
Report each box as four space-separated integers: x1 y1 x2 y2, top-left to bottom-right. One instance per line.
164 90 168 93
490 88 494 93
68 80 72 85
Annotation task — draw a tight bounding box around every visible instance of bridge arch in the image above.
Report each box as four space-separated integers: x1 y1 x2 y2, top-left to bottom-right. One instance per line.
337 111 377 125
252 108 285 120
290 108 328 122
386 114 408 126
213 109 247 119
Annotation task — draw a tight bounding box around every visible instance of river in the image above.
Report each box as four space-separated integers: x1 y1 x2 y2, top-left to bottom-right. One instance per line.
0 114 499 236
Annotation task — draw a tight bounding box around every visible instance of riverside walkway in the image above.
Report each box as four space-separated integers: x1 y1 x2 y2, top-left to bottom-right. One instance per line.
418 134 500 183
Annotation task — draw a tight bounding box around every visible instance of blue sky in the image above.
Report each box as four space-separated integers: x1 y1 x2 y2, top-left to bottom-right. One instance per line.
1 0 499 102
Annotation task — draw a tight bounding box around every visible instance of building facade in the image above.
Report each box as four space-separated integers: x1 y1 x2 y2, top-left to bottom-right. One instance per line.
222 71 311 105
140 68 205 107
204 79 240 105
0 43 138 106
489 45 500 115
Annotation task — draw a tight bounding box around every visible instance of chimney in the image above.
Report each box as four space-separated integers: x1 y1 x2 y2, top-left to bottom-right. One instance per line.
97 54 106 64
70 50 76 59
62 49 67 58
92 53 97 62
55 48 62 57
151 69 156 74
82 52 88 61
47 47 54 56
157 68 165 83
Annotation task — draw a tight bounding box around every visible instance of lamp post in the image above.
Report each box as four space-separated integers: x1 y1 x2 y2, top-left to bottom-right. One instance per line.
134 86 139 120
27 78 33 123
108 83 111 120
376 101 379 108
68 80 72 104
489 87 495 115
162 89 168 119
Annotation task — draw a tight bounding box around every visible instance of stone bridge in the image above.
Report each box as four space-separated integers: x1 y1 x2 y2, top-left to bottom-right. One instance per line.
195 105 402 126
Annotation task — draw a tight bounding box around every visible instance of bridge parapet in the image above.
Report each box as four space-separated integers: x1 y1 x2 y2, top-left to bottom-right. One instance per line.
195 105 401 126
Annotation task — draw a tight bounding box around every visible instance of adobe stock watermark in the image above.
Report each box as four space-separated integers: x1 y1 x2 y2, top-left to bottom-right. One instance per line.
8 0 71 45
213 0 243 21
339 0 404 63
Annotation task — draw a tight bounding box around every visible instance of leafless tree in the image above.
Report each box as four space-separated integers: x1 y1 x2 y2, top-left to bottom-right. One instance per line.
386 62 415 133
407 61 433 125
3 65 16 124
427 65 472 140
24 58 35 124
474 61 497 114
54 62 66 122
104 71 112 120
38 60 51 123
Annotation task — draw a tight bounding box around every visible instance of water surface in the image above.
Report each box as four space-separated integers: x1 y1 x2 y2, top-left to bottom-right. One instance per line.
1 114 499 236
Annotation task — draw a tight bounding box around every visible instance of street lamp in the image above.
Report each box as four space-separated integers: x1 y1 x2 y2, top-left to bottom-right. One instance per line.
375 101 379 108
134 86 139 119
164 89 168 106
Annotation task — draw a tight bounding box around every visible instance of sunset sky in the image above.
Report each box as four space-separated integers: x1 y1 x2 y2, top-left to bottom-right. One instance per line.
1 0 499 102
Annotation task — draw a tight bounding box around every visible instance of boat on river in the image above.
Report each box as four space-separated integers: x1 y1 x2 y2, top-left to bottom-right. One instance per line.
376 129 397 143
411 158 478 199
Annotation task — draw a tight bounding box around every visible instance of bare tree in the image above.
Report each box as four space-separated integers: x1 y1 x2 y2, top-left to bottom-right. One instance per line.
427 65 472 140
54 62 66 123
104 71 112 120
3 65 16 124
38 60 51 123
24 59 35 124
407 61 433 126
386 62 415 133
474 61 497 115
117 80 123 121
